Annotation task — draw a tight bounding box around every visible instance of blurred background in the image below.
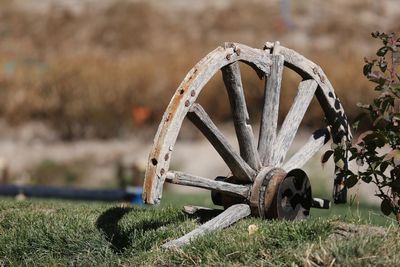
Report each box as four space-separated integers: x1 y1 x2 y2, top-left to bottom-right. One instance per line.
0 0 398 203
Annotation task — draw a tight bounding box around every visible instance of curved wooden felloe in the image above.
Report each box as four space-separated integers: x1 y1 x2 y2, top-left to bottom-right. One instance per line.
143 43 273 204
266 42 352 143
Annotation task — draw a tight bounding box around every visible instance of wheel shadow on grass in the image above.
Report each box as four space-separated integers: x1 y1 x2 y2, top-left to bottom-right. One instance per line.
96 206 184 253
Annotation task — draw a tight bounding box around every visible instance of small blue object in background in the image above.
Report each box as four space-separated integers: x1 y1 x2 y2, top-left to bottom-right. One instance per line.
126 186 143 204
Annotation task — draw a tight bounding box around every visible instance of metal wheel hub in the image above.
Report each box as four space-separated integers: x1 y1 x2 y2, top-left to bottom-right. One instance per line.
211 167 313 220
248 167 312 220
276 169 312 220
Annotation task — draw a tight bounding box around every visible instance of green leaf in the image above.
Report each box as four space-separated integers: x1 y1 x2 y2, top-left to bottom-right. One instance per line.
345 175 358 188
389 180 400 194
321 150 334 165
371 31 380 38
377 46 389 56
380 161 389 173
391 167 400 180
379 61 387 72
361 175 372 183
362 132 386 147
381 96 394 111
380 199 392 216
382 35 389 46
363 63 373 76
349 150 358 161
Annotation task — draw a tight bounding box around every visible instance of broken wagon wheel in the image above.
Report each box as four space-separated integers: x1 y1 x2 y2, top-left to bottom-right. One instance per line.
143 41 351 248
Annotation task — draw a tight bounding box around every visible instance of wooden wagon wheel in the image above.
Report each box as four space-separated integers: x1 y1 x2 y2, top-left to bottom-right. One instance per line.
142 41 352 248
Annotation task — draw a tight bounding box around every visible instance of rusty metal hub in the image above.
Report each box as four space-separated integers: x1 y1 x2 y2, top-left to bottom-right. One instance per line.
212 168 313 220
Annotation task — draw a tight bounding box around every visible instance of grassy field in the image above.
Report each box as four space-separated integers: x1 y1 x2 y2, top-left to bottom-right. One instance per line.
0 193 398 266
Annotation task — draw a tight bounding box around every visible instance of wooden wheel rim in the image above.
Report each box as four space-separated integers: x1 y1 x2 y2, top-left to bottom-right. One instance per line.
143 42 352 205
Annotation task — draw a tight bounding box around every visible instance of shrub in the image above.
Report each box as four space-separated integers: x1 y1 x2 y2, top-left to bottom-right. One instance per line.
329 32 400 223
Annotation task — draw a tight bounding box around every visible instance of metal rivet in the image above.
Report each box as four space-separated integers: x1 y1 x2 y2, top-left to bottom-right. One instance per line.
235 48 241 56
164 154 169 161
264 41 274 50
190 90 196 97
185 100 190 107
160 168 165 175
226 53 232 60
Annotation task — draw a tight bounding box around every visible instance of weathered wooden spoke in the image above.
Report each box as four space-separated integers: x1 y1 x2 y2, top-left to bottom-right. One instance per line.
143 41 352 248
166 171 250 198
187 103 256 182
258 55 284 165
222 62 261 170
162 204 251 248
282 127 331 172
272 79 318 166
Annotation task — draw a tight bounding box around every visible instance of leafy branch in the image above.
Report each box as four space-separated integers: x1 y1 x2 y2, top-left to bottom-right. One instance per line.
323 32 400 223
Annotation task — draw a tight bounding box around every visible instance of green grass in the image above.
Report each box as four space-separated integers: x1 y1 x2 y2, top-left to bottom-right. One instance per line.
311 202 395 226
0 195 398 266
162 191 395 226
